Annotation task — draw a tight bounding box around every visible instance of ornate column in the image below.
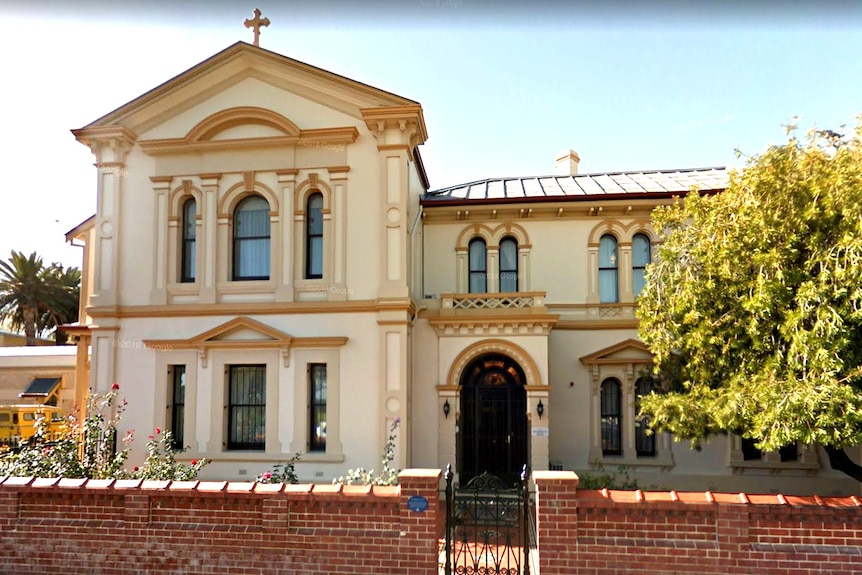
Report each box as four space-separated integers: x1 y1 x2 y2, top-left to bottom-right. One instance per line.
72 126 136 307
199 174 221 304
150 176 172 305
328 166 350 300
275 170 296 301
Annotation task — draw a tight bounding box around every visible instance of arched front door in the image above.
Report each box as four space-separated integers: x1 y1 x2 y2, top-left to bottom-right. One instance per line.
459 353 528 485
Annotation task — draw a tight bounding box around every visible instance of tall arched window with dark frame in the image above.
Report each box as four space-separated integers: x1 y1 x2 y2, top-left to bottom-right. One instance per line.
600 378 622 455
598 234 619 303
499 236 518 292
468 238 487 293
232 195 271 281
180 197 196 283
635 376 656 457
305 192 324 279
632 233 652 298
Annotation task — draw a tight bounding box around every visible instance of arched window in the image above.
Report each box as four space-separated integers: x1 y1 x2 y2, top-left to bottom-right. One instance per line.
233 195 271 281
468 238 487 293
499 237 518 292
180 198 196 283
305 192 323 279
598 234 619 303
635 377 656 456
632 233 651 298
600 378 621 455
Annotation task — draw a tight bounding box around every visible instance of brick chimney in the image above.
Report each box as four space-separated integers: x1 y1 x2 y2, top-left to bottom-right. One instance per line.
554 149 580 176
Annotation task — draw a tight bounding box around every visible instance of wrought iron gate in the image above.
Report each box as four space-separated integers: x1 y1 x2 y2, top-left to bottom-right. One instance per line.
442 464 536 575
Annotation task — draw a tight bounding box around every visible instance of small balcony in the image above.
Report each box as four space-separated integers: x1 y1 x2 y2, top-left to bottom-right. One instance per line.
440 291 546 311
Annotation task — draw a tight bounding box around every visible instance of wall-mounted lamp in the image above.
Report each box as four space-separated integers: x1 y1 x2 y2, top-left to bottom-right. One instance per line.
443 399 451 419
537 400 545 420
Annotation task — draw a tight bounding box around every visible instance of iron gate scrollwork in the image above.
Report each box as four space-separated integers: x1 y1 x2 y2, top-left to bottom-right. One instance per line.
443 464 536 575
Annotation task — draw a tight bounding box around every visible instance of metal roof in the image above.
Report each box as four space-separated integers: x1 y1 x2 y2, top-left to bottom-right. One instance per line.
19 377 61 398
422 167 728 204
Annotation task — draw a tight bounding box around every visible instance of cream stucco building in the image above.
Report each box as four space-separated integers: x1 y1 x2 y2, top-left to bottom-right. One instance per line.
66 41 858 494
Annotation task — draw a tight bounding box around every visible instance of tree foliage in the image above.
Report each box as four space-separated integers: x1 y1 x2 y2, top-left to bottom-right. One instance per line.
0 250 80 345
637 118 862 481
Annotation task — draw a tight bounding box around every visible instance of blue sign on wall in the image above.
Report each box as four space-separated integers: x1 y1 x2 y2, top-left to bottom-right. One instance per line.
407 495 429 512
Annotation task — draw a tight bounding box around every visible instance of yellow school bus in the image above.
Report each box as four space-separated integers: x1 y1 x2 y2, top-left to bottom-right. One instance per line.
0 405 67 447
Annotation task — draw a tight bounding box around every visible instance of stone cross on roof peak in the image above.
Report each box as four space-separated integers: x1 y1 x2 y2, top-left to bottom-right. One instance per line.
244 8 270 47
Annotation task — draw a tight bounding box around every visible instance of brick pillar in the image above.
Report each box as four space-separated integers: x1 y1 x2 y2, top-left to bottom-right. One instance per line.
533 470 580 575
398 469 442 575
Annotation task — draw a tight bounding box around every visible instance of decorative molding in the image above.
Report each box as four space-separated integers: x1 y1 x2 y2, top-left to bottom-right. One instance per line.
86 298 411 319
428 313 559 337
446 338 543 389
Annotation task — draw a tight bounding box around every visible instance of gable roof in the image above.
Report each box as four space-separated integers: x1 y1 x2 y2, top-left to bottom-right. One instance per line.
75 41 425 136
422 166 728 206
579 339 654 366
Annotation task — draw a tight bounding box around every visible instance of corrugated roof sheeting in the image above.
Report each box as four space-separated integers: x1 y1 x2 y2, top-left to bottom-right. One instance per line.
423 167 728 202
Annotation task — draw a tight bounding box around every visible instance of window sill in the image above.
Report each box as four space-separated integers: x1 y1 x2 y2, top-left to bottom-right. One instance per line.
729 459 820 473
595 453 675 470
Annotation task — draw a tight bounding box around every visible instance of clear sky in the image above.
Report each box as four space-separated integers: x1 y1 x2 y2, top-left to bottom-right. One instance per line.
0 0 860 270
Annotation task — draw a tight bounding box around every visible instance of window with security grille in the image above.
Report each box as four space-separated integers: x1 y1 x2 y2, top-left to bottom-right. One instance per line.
227 365 266 450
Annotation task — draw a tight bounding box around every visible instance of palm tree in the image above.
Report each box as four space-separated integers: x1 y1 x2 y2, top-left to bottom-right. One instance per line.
0 251 81 345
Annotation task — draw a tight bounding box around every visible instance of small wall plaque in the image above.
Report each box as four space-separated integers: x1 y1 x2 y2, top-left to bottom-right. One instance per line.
407 495 429 512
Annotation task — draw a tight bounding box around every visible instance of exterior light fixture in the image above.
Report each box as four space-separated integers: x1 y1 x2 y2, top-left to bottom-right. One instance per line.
443 399 451 418
537 400 545 419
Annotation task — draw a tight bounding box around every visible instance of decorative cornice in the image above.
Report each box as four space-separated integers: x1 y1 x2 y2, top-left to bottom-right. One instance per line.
138 126 358 156
428 313 559 337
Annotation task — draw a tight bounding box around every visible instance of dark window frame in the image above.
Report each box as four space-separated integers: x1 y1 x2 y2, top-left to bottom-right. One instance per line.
180 198 197 283
598 234 619 303
499 236 519 293
308 363 327 452
169 365 186 450
468 238 487 293
634 377 656 457
232 195 271 281
305 192 324 279
600 378 622 455
227 364 266 451
632 233 651 298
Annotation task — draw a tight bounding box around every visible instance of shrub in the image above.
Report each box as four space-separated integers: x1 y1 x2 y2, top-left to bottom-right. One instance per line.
334 418 400 486
256 454 302 484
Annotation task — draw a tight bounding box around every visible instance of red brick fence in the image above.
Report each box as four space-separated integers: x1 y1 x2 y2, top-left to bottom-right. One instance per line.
1 470 861 574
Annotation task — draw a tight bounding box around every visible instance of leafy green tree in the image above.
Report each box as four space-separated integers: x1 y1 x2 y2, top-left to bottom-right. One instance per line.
637 118 862 482
0 250 80 345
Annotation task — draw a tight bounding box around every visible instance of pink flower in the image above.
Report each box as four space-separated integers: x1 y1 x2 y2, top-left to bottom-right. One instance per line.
148 435 154 440
191 460 197 465
155 427 161 435
111 383 120 390
133 466 139 471
262 471 272 480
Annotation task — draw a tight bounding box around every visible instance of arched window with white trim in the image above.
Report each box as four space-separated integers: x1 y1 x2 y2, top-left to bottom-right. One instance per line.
632 233 651 298
599 234 619 303
468 238 487 293
233 195 271 281
499 236 518 292
180 198 196 283
305 192 323 279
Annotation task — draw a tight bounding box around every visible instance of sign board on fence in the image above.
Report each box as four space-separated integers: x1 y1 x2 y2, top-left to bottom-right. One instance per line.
532 427 549 436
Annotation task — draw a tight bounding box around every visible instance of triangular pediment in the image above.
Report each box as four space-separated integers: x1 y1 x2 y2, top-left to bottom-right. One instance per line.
579 339 654 366
190 316 292 345
73 41 426 141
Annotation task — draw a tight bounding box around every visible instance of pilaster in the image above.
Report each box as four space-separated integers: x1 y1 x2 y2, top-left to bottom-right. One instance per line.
199 173 221 304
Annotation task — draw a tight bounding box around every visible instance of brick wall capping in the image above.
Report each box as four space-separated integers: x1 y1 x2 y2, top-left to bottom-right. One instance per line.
197 481 227 492
86 478 116 489
311 483 343 495
342 484 373 496
579 488 862 508
1 476 34 487
140 480 171 490
283 483 313 494
372 485 400 497
31 477 61 488
168 480 199 491
226 481 255 493
253 482 284 493
397 468 442 480
58 477 88 489
533 470 579 484
113 479 144 489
